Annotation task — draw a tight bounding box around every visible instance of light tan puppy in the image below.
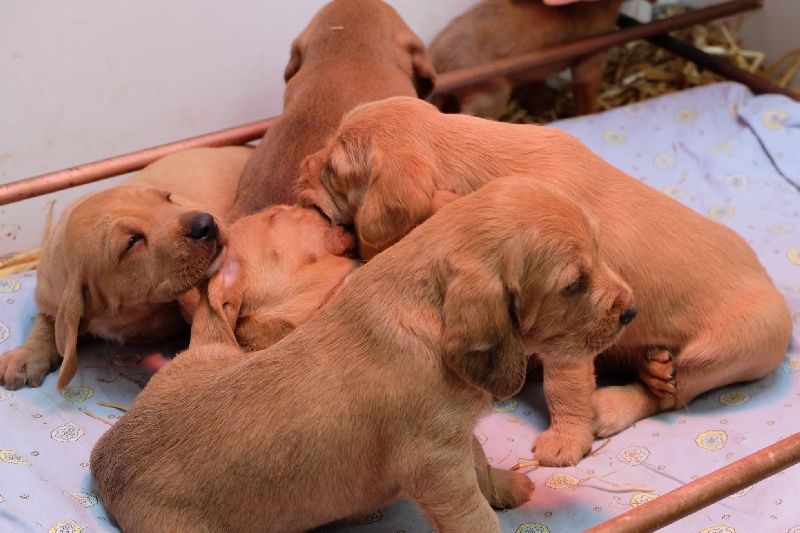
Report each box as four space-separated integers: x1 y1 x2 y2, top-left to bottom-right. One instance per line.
228 0 436 219
91 176 634 532
0 146 253 391
186 204 361 351
429 0 624 118
297 96 793 466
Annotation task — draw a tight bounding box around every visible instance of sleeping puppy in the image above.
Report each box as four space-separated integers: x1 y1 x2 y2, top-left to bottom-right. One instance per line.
185 204 361 351
91 176 634 532
228 0 436 219
0 146 253 391
429 0 624 118
297 96 793 466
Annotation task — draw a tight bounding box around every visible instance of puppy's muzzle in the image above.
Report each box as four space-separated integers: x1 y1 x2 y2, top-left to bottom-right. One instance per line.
619 305 637 325
187 213 219 242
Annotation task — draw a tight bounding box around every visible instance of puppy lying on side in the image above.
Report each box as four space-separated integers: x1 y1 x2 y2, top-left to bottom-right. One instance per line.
228 0 436 219
186 204 361 351
0 146 253 390
297 96 793 466
429 0 624 118
91 176 636 532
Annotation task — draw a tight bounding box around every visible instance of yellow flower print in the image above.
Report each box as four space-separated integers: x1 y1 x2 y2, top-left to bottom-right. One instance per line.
617 446 650 466
0 278 21 293
782 357 800 374
545 474 580 489
696 430 728 451
51 422 85 442
762 109 788 130
675 108 696 122
630 492 658 507
113 352 143 366
493 398 519 413
724 173 747 190
700 526 735 533
603 130 626 145
709 140 732 153
517 524 550 533
624 104 647 116
0 321 7 344
64 491 99 508
662 185 686 199
48 520 85 533
0 450 32 465
709 205 735 220
653 153 675 170
60 386 94 402
788 247 800 265
768 223 794 234
719 390 750 406
0 391 11 401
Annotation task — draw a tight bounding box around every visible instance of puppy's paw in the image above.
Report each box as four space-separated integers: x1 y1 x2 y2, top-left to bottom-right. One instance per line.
639 349 676 398
532 426 593 467
485 468 534 509
0 346 55 390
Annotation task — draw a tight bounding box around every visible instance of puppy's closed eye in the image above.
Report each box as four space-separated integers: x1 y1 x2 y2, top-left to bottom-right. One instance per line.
561 273 586 296
120 234 145 260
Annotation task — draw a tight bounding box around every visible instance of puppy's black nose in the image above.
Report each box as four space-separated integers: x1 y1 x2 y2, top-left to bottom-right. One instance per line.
619 306 638 325
188 213 218 241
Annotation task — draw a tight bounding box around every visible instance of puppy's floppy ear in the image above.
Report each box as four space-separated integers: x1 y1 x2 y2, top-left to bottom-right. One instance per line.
55 278 88 390
441 262 526 399
356 145 434 252
394 24 436 99
284 33 306 82
410 44 436 99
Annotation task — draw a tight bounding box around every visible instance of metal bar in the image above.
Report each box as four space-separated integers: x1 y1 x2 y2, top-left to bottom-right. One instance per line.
434 0 764 93
0 0 763 207
0 117 276 207
617 13 799 101
586 432 800 533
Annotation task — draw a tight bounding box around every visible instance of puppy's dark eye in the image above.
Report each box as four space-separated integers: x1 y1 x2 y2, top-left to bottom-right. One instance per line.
561 275 585 296
126 235 143 251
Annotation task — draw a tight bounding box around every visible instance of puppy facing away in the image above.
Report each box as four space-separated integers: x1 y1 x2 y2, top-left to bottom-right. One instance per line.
186 204 361 351
228 0 436 219
297 96 793 466
0 146 253 391
429 0 624 118
90 176 638 532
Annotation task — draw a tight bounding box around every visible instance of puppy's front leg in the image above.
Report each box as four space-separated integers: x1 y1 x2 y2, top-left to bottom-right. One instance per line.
0 313 61 389
472 434 534 509
532 358 596 467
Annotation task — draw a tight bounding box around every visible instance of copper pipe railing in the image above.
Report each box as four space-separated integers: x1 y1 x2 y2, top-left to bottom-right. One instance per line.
587 432 800 533
0 0 764 207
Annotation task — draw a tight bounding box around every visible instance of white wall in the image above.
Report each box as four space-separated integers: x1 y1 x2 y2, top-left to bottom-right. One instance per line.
0 0 476 256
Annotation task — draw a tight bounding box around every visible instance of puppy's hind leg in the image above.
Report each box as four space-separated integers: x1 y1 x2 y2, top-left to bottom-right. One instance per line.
594 297 792 438
639 348 677 398
472 434 534 510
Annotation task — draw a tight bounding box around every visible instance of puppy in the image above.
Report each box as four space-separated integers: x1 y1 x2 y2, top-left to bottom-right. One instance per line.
297 96 793 466
186 204 361 351
228 0 436 219
429 0 624 118
0 146 253 390
91 176 635 532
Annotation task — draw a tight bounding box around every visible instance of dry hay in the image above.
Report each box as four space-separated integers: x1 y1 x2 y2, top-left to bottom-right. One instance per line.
502 8 799 125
